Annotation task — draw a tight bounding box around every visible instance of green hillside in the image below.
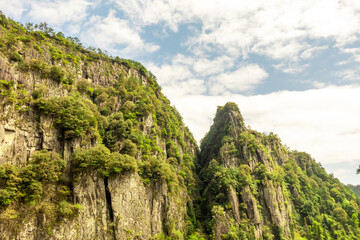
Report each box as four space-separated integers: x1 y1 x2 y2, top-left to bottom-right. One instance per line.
348 185 360 197
198 103 360 239
0 12 359 240
0 12 198 239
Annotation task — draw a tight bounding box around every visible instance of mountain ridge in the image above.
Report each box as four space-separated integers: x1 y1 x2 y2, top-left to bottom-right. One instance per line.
0 13 359 240
198 102 360 239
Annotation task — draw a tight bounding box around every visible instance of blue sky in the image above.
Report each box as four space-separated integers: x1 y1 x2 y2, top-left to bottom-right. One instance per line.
1 0 360 184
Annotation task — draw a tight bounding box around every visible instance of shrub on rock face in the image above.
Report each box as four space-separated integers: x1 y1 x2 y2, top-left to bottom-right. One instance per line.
29 59 47 73
34 94 98 139
120 139 137 157
26 150 65 183
49 66 65 83
9 51 22 62
72 144 110 169
0 150 65 205
76 79 93 95
72 144 137 176
107 152 137 175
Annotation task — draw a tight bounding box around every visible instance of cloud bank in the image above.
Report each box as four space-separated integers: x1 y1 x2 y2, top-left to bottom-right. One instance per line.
172 85 360 167
112 0 360 63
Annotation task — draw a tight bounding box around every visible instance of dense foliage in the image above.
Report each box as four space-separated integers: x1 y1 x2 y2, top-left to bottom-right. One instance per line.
0 12 198 239
198 102 360 239
0 150 82 229
1 12 359 240
348 185 360 197
285 151 360 239
0 150 65 205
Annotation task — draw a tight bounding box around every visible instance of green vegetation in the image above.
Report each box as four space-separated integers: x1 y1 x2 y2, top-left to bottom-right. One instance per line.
0 150 81 228
0 79 32 114
9 51 22 62
348 185 360 197
1 12 359 240
201 160 252 205
72 144 137 176
34 93 99 139
0 11 198 239
0 150 65 205
198 103 360 239
284 151 360 239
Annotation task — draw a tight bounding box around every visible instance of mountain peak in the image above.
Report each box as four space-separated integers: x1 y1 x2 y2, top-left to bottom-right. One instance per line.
221 101 241 113
216 102 244 129
200 102 245 165
1 14 360 240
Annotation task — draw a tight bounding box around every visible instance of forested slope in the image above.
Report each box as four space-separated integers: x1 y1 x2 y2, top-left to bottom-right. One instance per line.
0 12 359 240
198 103 360 239
0 12 198 239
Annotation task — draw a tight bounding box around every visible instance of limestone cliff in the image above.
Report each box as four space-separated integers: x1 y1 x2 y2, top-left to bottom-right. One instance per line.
199 102 360 239
1 13 360 240
0 14 198 240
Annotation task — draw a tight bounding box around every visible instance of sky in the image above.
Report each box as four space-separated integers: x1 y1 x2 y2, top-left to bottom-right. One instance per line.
1 0 360 184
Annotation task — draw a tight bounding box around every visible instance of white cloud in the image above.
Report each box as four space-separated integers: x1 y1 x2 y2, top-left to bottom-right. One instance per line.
209 64 268 94
111 0 360 73
171 85 360 168
300 46 328 59
253 42 306 61
168 54 237 76
0 0 28 19
162 78 206 97
27 0 94 27
147 60 206 97
303 0 360 45
336 69 360 81
336 60 352 66
193 56 235 76
110 0 186 31
273 62 310 74
148 62 193 85
341 47 360 54
82 10 159 58
312 81 327 88
149 59 267 97
340 47 360 63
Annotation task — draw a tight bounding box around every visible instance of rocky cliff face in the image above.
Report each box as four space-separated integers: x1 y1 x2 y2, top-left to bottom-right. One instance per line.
1 14 360 240
108 172 187 239
199 102 360 239
199 103 292 239
0 14 197 240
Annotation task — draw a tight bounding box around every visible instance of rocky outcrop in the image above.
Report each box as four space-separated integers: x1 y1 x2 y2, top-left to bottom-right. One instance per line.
200 102 293 239
241 186 262 238
0 19 196 239
2 14 358 240
260 179 292 236
108 172 187 239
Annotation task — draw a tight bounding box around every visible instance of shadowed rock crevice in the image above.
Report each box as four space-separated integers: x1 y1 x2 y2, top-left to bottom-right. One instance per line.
104 177 116 240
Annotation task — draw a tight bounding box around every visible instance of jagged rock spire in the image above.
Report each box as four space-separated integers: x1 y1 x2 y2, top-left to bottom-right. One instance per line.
200 102 245 166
